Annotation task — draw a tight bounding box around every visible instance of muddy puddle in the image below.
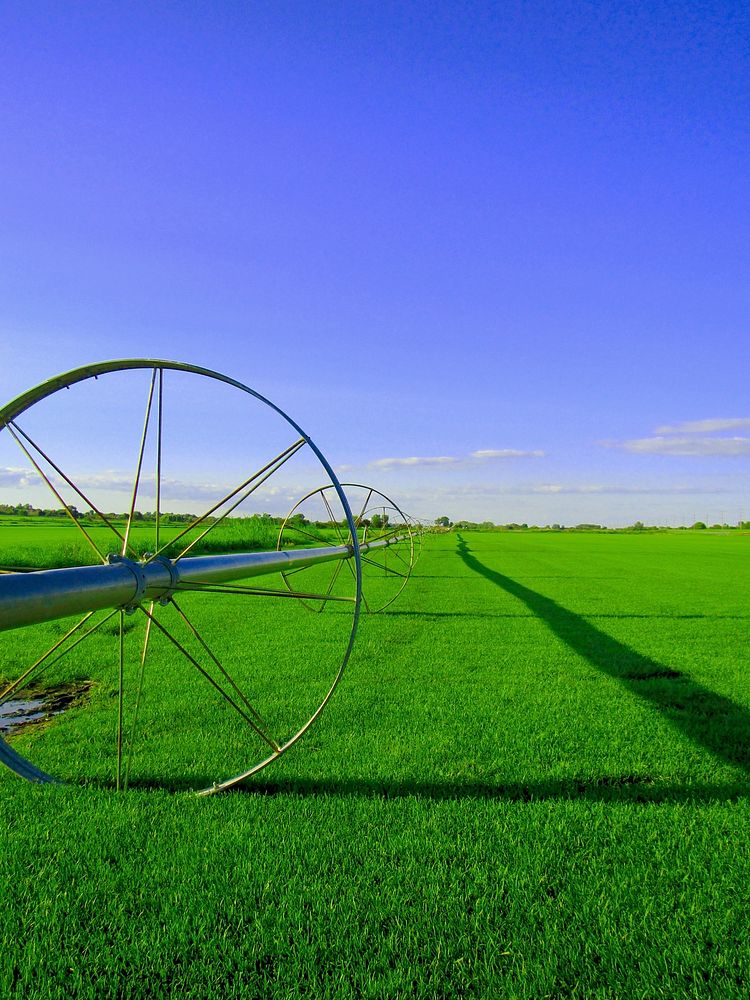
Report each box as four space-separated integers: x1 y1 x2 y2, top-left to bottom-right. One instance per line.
0 683 93 737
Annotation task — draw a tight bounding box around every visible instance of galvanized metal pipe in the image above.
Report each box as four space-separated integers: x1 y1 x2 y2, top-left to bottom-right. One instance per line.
0 536 400 633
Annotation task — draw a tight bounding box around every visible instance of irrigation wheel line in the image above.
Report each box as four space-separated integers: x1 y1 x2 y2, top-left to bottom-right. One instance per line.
278 484 415 613
0 359 362 794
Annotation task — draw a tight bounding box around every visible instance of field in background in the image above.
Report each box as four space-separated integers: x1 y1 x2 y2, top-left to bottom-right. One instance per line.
0 513 284 568
1 529 749 996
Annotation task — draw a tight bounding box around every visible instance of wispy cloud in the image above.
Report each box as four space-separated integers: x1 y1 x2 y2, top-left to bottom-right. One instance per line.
622 436 750 457
370 456 460 469
0 467 308 509
66 471 228 501
471 448 545 459
369 447 545 469
654 417 750 434
528 483 715 495
0 467 34 488
386 480 736 525
606 416 750 457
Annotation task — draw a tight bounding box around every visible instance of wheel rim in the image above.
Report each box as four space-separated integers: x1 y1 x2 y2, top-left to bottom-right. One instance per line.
0 360 361 793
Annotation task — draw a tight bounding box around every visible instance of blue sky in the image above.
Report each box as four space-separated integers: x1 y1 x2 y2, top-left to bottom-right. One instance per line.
1 1 748 525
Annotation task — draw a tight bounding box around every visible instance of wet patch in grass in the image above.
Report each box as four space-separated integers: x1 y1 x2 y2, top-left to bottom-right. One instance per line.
0 681 93 736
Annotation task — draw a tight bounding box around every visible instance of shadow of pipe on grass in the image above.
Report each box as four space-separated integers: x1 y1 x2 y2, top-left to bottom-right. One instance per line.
454 534 750 776
122 774 750 803
247 775 750 803
384 610 750 621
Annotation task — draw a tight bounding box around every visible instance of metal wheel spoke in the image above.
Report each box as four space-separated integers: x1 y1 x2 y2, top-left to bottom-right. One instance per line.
281 562 319 578
368 523 405 546
123 601 155 790
173 581 356 603
155 369 164 552
341 554 369 613
281 523 340 550
8 421 131 554
122 369 157 556
314 558 346 613
389 545 412 570
6 423 108 564
173 441 308 561
362 553 407 578
354 488 374 528
0 609 116 706
116 611 125 791
146 436 306 563
137 604 281 753
321 492 346 543
170 597 276 740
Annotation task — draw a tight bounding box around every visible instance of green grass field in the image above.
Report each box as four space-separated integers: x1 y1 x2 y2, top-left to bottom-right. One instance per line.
0 513 284 569
1 528 749 997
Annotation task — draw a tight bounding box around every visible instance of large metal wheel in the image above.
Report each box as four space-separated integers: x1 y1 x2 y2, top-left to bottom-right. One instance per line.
278 484 414 613
0 360 361 794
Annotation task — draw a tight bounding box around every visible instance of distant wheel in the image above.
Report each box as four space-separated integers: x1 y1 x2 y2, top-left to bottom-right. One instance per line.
0 360 361 793
404 513 424 566
278 484 414 613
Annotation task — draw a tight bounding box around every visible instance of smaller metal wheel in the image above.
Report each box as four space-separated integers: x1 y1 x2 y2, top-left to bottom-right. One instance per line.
278 484 414 613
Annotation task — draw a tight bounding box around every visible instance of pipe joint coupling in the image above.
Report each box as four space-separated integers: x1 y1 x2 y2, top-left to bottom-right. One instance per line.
146 554 179 605
107 554 148 614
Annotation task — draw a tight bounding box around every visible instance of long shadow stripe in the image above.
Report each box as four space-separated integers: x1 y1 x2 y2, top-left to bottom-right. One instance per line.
455 535 750 775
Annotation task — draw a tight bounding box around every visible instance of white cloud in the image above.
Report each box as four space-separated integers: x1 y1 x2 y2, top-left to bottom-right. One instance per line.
471 448 545 459
395 481 730 502
368 447 546 469
654 417 750 434
606 416 750 457
0 466 34 488
0 466 313 510
528 483 716 495
370 455 460 469
68 471 228 500
352 478 747 528
622 436 750 457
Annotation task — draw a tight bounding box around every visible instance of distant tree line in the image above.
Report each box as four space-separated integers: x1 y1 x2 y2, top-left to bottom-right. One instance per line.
0 504 402 532
3 503 747 533
433 515 750 533
0 503 201 523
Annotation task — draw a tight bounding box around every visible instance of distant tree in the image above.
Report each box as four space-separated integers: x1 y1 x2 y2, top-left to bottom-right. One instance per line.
691 521 707 530
435 516 451 528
